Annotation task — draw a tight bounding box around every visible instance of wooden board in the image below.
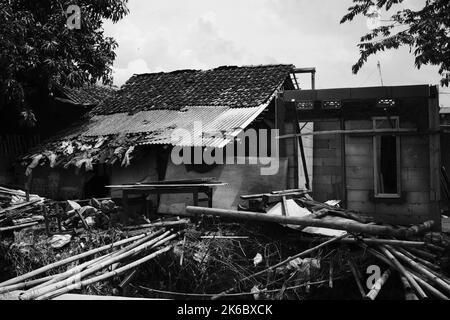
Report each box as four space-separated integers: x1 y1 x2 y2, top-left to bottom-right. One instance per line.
158 157 288 214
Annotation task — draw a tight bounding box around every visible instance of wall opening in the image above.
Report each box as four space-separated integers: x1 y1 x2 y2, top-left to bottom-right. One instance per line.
373 117 401 198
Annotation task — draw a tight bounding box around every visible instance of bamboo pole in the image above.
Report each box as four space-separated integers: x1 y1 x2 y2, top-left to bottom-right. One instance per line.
405 247 437 262
400 276 419 300
365 269 391 300
124 219 191 230
348 260 366 298
38 234 178 300
211 233 348 300
0 199 40 214
341 238 426 248
396 247 441 271
0 231 161 288
386 245 450 295
20 231 176 300
185 206 434 238
0 275 54 294
36 245 173 300
408 269 449 300
26 230 171 295
378 245 427 299
0 222 39 232
364 245 447 300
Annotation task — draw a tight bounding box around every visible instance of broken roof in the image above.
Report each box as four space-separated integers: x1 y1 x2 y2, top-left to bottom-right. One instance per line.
57 84 117 106
21 64 295 172
92 64 294 115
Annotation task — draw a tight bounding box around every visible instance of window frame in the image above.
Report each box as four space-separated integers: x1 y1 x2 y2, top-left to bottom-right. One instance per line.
372 116 402 199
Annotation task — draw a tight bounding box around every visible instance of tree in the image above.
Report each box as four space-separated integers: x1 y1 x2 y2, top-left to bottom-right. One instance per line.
341 0 450 86
0 0 129 126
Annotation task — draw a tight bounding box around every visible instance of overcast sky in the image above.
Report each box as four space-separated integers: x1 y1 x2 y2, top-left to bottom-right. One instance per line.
103 0 450 107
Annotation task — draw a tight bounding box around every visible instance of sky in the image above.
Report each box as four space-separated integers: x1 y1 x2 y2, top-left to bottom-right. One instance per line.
103 0 450 107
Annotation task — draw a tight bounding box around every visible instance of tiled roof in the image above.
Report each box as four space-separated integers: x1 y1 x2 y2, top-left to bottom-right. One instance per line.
58 85 117 106
91 64 294 115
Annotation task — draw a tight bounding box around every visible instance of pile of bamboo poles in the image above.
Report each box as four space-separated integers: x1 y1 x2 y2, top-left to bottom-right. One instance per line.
0 228 179 300
184 202 449 300
357 243 450 300
0 186 46 233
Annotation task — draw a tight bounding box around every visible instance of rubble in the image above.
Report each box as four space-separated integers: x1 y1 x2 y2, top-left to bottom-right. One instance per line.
0 185 449 300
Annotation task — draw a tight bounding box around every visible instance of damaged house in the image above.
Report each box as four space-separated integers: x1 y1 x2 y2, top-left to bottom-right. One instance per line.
18 65 441 227
19 65 300 207
0 84 115 188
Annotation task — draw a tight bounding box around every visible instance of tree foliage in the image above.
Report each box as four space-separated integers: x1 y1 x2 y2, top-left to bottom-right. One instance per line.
341 0 450 86
0 0 128 124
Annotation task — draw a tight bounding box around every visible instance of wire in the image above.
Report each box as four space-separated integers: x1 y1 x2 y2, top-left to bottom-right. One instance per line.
359 67 378 87
135 277 345 298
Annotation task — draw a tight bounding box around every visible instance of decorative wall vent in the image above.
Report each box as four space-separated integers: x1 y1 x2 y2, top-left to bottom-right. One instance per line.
296 100 314 110
377 99 396 108
322 100 341 110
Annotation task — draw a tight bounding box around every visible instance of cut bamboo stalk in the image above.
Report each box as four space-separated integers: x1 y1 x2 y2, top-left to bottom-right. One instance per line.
408 269 450 300
124 219 190 230
0 222 38 232
341 238 426 248
365 269 391 300
36 245 173 300
185 206 433 238
348 260 366 298
0 231 160 288
20 231 175 300
31 252 115 292
28 230 170 293
38 232 178 298
0 275 54 294
386 245 450 295
0 199 40 214
396 247 440 271
405 247 437 262
400 276 419 300
378 245 427 299
364 245 445 300
212 233 348 300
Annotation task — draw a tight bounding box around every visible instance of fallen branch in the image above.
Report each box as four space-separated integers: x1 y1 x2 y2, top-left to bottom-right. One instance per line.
185 206 434 238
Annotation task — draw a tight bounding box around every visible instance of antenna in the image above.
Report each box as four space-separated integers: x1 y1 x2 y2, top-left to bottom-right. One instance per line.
377 61 384 86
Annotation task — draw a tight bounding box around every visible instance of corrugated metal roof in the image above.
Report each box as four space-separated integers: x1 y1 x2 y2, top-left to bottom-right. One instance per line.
58 104 269 148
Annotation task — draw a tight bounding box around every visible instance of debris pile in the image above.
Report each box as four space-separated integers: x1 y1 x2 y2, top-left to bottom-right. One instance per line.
1 186 449 300
0 187 45 234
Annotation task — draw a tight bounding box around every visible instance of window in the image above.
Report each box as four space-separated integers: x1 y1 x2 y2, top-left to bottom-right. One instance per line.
373 117 401 198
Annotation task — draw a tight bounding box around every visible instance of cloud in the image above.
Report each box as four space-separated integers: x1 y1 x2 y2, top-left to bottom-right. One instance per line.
112 59 152 86
183 12 244 67
103 0 447 97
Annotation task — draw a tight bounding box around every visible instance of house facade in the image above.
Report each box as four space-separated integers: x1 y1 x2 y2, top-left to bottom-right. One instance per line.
18 65 442 227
